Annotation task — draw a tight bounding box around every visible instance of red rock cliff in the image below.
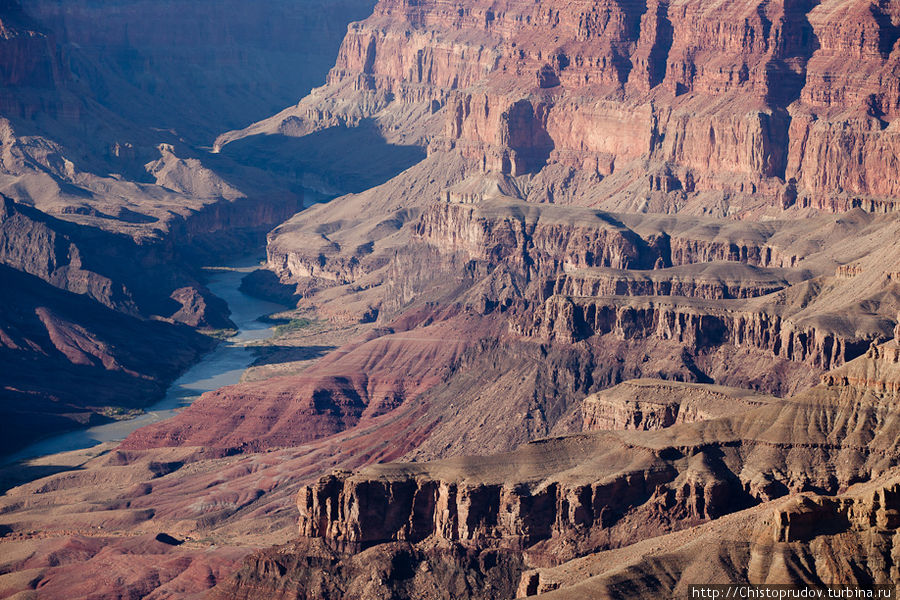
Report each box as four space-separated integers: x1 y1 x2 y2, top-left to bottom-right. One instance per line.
233 0 900 216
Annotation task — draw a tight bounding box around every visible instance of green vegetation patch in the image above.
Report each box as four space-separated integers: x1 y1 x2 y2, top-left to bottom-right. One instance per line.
274 318 318 336
98 406 145 421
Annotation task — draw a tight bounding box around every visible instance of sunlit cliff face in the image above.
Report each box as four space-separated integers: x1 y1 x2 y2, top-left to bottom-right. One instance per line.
1 0 900 598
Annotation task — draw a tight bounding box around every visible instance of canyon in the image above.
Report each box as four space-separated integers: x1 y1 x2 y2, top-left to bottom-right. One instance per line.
0 0 382 455
1 0 900 598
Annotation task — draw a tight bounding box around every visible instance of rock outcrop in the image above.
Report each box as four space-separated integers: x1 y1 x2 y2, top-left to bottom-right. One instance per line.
580 379 774 431
544 263 802 301
0 0 387 456
513 475 900 598
822 330 900 395
210 336 900 598
414 198 658 272
0 0 70 119
514 295 874 371
5 0 900 597
0 264 212 455
219 0 900 216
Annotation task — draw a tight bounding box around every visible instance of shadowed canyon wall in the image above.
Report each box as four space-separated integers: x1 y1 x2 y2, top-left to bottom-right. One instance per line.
0 0 378 455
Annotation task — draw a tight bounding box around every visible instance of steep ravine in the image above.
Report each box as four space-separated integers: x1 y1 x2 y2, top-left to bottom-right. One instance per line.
5 258 287 463
0 0 382 457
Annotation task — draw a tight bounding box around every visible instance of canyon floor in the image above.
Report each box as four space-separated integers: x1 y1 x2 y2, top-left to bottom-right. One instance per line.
2 0 900 598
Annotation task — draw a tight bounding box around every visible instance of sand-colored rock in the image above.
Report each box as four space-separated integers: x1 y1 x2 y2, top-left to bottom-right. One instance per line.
514 294 874 370
209 337 900 598
3 0 900 597
581 379 774 431
415 198 656 272
545 263 805 300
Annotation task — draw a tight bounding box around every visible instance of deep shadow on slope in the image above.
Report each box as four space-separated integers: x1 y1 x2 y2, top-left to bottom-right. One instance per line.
19 0 379 143
0 265 212 456
219 120 427 195
249 345 337 369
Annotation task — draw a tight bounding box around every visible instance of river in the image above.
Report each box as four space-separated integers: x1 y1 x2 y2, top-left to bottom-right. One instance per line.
4 257 287 463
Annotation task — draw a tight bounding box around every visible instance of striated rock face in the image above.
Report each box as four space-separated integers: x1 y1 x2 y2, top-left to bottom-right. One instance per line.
0 3 56 85
770 485 900 545
209 340 900 598
222 0 900 215
664 232 800 270
512 475 900 598
414 199 658 272
210 539 525 600
407 196 829 303
544 264 801 301
822 335 900 395
294 441 729 562
434 0 900 212
0 195 137 313
580 379 773 431
0 1 69 119
513 295 874 371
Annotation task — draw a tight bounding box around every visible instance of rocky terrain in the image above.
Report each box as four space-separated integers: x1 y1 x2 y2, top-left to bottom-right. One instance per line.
209 331 900 599
1 0 900 598
201 0 900 596
21 0 377 143
0 0 382 456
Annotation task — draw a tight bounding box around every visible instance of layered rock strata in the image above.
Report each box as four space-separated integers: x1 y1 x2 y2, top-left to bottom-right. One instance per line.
0 0 394 456
6 0 897 597
514 295 874 371
209 336 900 598
544 264 801 301
580 379 774 431
514 475 900 598
219 0 900 216
0 264 212 455
414 199 659 272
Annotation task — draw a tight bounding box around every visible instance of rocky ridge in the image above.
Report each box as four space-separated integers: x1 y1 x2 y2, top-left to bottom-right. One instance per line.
218 0 900 216
580 379 775 431
3 0 900 598
211 331 900 598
